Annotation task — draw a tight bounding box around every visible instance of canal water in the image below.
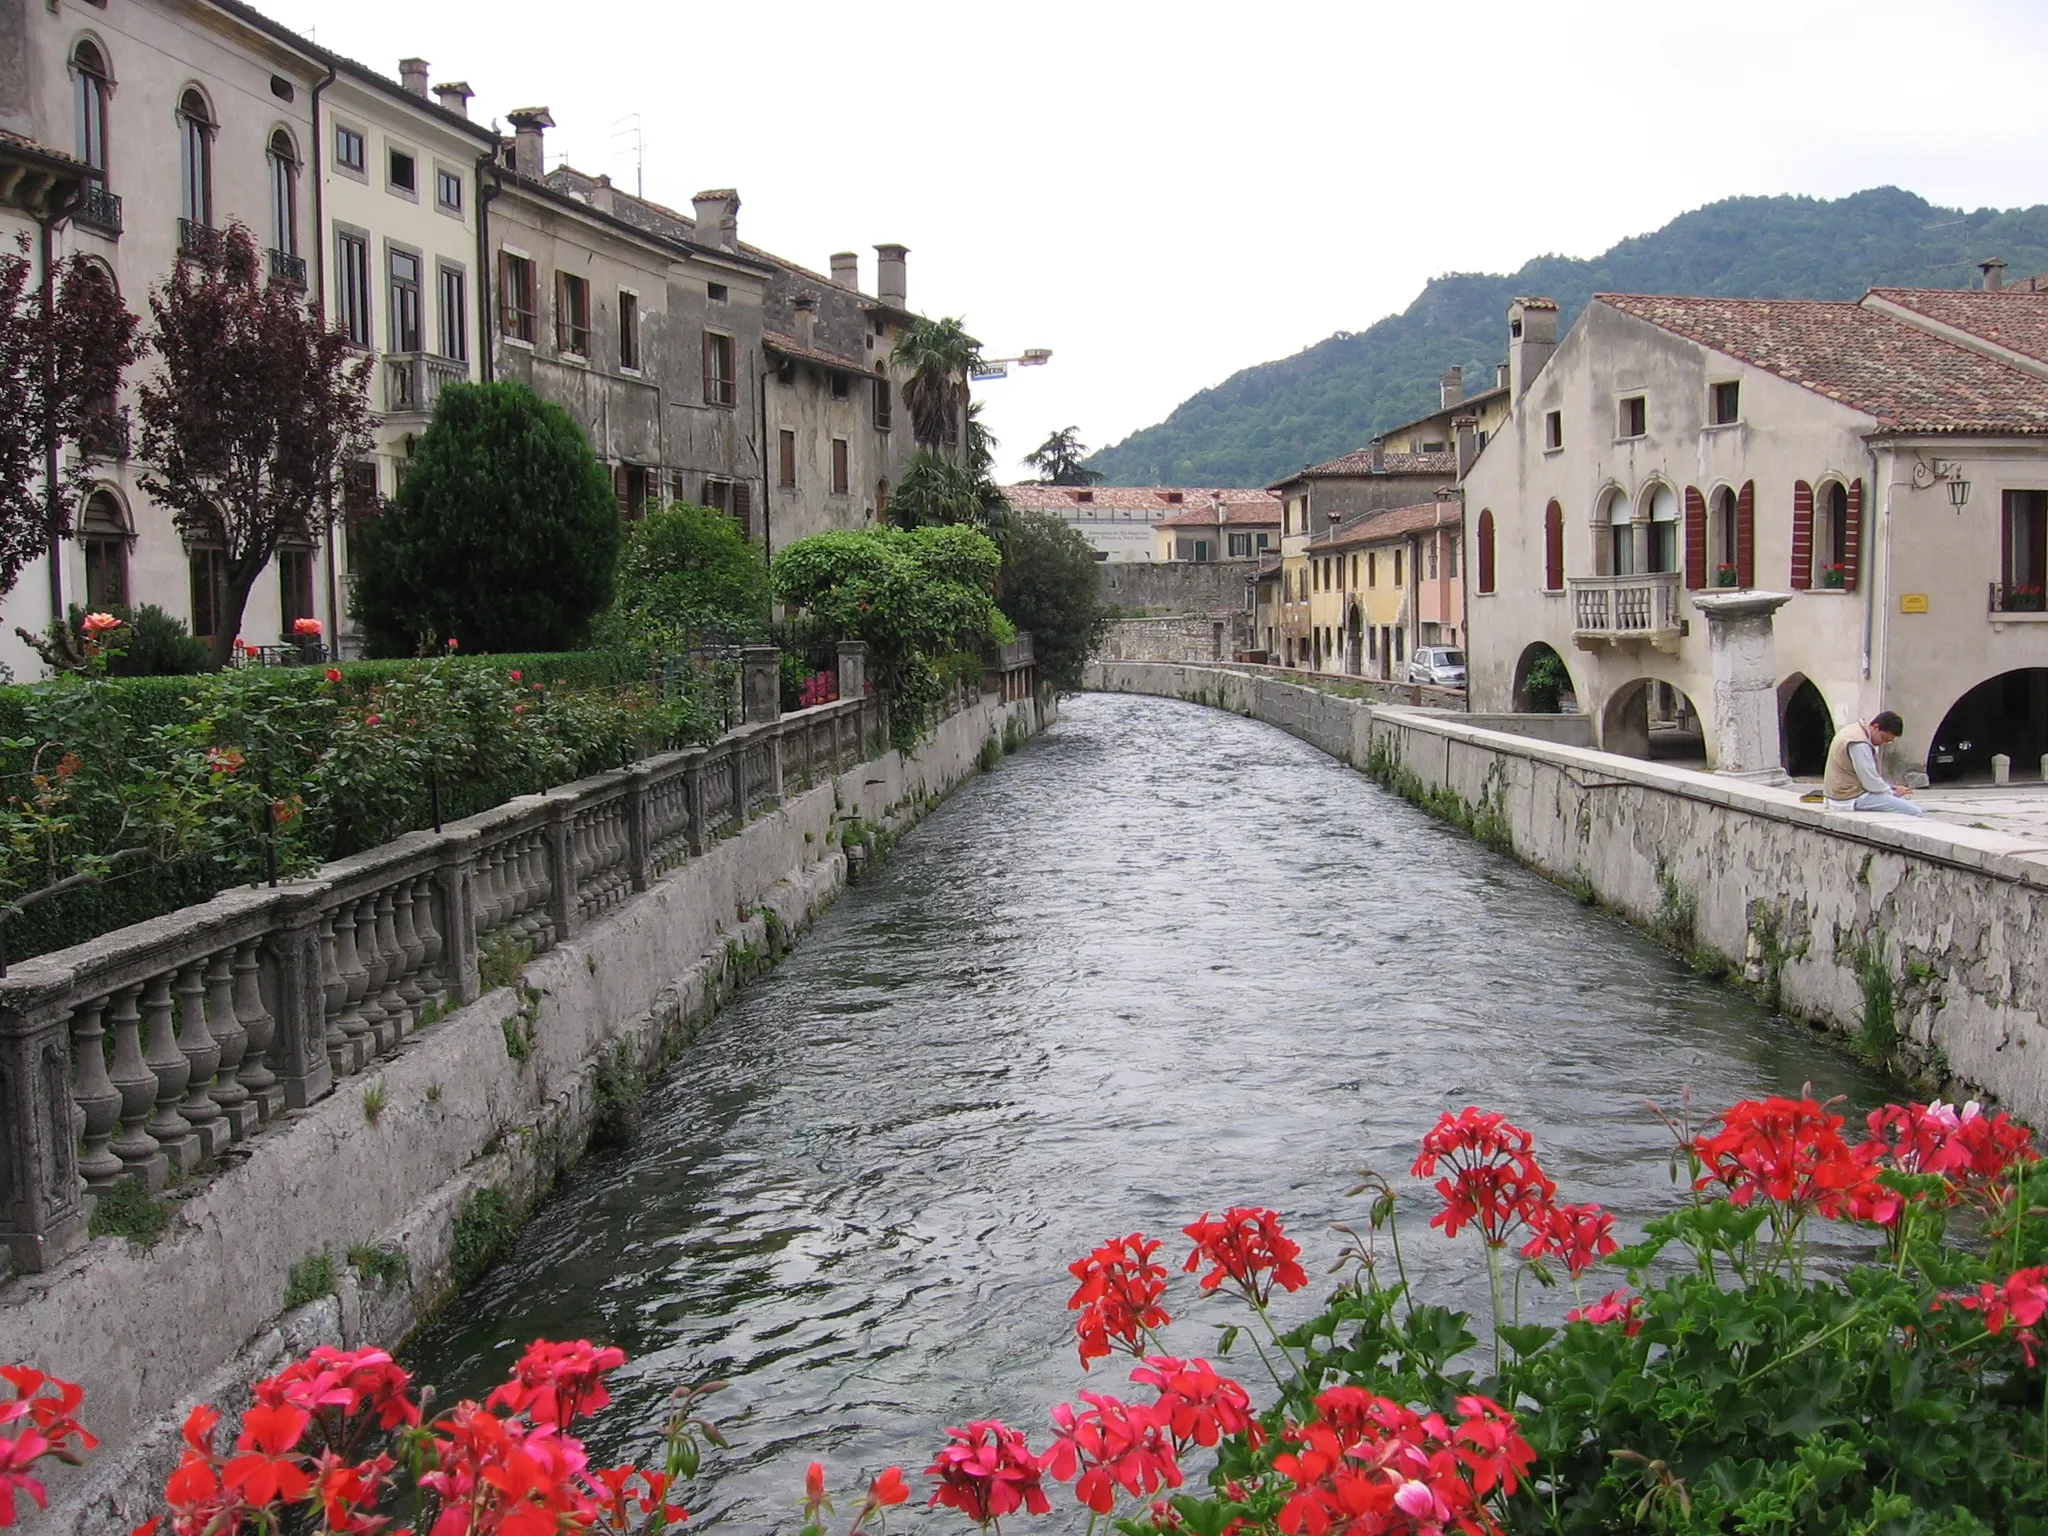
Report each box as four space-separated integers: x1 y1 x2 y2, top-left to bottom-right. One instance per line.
404 691 1888 1525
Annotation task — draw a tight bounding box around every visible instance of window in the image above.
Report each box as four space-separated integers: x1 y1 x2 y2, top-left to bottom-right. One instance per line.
437 265 466 361
2002 490 2046 597
1193 540 1211 562
388 148 416 195
436 167 462 213
831 437 849 495
555 272 589 356
336 231 371 346
1648 483 1679 573
618 290 639 370
73 41 109 180
278 548 315 628
831 373 850 400
701 478 754 538
1257 532 1270 551
706 282 728 303
334 123 364 173
1606 488 1636 575
1543 500 1564 591
1446 537 1458 578
1229 533 1252 556
388 249 421 353
1427 539 1438 579
617 465 649 521
1544 410 1562 451
873 376 892 431
267 130 298 257
1709 486 1738 578
188 546 225 639
703 331 736 406
81 490 126 609
1476 510 1496 594
1619 395 1647 438
1711 380 1740 426
1393 549 1404 587
498 253 536 343
778 429 796 488
178 89 212 227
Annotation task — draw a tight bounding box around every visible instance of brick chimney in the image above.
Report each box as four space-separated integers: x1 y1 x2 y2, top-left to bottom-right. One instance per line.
830 251 860 291
1508 297 1558 401
1439 366 1464 409
506 107 553 176
793 294 817 349
1981 257 2007 291
1369 436 1386 474
398 58 430 98
434 80 473 118
875 243 908 308
692 189 739 252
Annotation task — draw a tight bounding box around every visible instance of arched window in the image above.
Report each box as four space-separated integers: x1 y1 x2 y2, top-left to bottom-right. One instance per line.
1817 481 1850 587
1476 508 1496 594
1647 482 1679 573
178 88 212 229
81 489 129 610
1543 499 1564 590
1709 487 1738 584
267 129 298 257
73 40 110 179
1605 488 1635 575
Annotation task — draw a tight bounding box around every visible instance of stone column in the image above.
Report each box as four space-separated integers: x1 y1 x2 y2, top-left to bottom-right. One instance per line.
741 647 781 725
0 981 88 1272
1690 590 1794 783
836 639 868 700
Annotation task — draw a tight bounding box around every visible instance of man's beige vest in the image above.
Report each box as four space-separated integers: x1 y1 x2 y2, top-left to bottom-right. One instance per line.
1824 721 1875 802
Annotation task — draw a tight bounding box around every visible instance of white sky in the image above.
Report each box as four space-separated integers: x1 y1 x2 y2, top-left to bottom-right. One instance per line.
261 0 2048 479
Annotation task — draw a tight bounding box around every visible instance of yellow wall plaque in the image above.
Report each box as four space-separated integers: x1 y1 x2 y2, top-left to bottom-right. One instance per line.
1900 593 1929 613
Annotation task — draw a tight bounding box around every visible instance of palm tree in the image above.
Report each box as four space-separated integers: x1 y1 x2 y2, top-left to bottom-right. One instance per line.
1023 426 1102 486
891 317 980 450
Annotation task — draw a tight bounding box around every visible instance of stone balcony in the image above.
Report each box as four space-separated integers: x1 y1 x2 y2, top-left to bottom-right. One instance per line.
1569 571 1684 652
383 351 465 420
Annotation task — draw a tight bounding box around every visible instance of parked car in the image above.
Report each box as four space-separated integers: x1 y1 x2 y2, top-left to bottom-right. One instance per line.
1408 647 1467 688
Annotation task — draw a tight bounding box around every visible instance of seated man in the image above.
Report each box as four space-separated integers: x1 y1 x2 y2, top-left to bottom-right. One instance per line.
1823 711 1925 817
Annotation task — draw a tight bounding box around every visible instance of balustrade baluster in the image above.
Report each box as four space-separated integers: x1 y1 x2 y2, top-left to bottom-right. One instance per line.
319 913 350 1074
413 874 446 1004
354 896 390 1050
234 938 283 1120
174 959 226 1160
141 972 198 1171
70 996 124 1192
106 983 166 1189
203 950 255 1140
333 902 372 1072
373 889 410 1044
394 880 426 1012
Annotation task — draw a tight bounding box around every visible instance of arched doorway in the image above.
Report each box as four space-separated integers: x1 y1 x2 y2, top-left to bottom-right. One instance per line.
1779 674 1834 777
1512 641 1573 713
1601 677 1706 763
1929 668 2048 782
1345 602 1363 676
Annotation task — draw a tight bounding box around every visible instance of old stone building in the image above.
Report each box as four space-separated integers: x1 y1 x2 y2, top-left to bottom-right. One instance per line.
1002 485 1275 562
1151 494 1280 562
1298 499 1462 676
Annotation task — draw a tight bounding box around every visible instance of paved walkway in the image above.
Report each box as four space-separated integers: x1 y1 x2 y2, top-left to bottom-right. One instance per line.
1913 784 2048 843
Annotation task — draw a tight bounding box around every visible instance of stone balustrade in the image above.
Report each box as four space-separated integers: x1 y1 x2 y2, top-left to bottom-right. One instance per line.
0 680 900 1275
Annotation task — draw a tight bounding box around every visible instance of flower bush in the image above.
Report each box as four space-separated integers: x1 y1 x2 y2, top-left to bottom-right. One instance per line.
7 1094 2041 1536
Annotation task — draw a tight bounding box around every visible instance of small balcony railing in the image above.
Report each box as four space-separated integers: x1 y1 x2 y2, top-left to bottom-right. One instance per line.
267 247 307 289
1990 581 2046 614
1569 571 1684 645
383 351 465 417
177 218 221 261
74 183 122 237
78 405 129 462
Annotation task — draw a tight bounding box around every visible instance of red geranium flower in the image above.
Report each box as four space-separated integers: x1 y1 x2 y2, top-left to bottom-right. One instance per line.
1413 1107 1557 1249
925 1419 1050 1526
1694 1097 1886 1224
325 667 343 683
1182 1208 1308 1305
1042 1392 1181 1514
222 1403 312 1504
1938 1265 2048 1366
1068 1233 1171 1366
1518 1201 1616 1277
1129 1357 1258 1452
486 1339 627 1429
1566 1289 1644 1337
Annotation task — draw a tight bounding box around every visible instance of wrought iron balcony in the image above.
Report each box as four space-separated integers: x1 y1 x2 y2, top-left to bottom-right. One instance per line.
74 183 122 237
79 405 129 462
382 351 465 417
177 218 221 261
1569 571 1684 650
267 247 307 289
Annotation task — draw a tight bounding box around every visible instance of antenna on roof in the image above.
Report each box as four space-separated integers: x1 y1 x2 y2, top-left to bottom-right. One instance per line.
610 114 643 198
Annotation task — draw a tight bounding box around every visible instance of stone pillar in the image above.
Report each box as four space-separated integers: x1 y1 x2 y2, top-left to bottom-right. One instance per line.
0 981 88 1272
837 639 868 700
1992 753 2012 785
741 646 781 725
269 898 336 1110
543 799 580 942
1690 590 1795 783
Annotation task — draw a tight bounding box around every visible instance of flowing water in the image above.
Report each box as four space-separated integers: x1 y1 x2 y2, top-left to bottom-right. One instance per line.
404 691 1888 1525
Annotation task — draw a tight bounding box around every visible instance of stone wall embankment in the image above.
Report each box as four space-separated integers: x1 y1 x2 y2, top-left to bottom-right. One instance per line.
1086 660 2047 1129
5 689 1050 1536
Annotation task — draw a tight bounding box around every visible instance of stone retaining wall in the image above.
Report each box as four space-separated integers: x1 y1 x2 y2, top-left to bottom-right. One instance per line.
1087 659 2047 1128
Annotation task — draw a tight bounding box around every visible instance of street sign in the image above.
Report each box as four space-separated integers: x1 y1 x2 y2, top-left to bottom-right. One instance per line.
970 362 1009 381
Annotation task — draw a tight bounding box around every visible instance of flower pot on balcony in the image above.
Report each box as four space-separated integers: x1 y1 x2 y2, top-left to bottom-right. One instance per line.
1713 567 1739 588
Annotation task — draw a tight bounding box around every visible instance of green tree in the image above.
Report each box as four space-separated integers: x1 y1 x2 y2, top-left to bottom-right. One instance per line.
890 316 979 449
889 450 986 530
598 501 770 647
1022 425 1102 486
351 381 620 655
997 510 1109 693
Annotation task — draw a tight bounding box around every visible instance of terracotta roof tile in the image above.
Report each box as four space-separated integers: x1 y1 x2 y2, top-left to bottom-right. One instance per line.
1866 286 2048 367
1001 485 1278 514
1598 292 2048 435
1279 449 1458 484
763 330 875 375
1155 501 1283 529
1313 500 1459 552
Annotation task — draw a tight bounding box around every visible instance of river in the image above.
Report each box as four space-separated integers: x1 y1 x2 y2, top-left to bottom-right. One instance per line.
403 691 1888 1525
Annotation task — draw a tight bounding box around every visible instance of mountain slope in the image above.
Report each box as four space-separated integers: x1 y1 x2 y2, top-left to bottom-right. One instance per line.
1086 189 2048 488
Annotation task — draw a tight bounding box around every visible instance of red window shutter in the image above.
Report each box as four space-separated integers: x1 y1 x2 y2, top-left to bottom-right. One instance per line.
1736 480 1756 589
1684 487 1707 589
733 481 754 541
1789 481 1813 589
1476 509 1496 594
1843 478 1862 592
1543 500 1564 591
612 465 628 515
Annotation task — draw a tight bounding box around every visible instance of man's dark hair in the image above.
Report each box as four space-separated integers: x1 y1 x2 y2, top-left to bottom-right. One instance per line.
1873 710 1904 735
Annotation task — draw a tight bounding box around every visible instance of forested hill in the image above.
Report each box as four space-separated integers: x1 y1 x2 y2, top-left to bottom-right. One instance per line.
1085 188 2048 488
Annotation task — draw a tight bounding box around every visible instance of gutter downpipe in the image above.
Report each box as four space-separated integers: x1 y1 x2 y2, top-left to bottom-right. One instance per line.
476 155 501 384
758 348 772 565
38 203 70 632
311 61 342 651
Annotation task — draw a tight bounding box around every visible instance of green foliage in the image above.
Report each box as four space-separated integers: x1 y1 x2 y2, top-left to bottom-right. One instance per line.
1002 715 1022 754
1086 187 2048 486
282 1250 337 1309
890 316 979 448
772 524 1004 747
450 1186 516 1287
1022 425 1103 486
1855 938 1901 1061
1655 861 1700 951
978 734 1002 772
595 502 770 664
346 1242 408 1290
87 1175 172 1246
479 931 533 993
361 1079 388 1125
1519 649 1569 714
590 1042 646 1152
53 604 210 677
351 381 621 655
889 449 997 531
996 509 1110 694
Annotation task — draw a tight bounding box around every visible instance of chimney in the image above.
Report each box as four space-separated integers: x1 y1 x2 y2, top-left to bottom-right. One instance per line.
1495 361 1511 391
506 107 554 176
1453 414 1478 480
875 243 908 308
1507 297 1559 401
590 174 615 215
1981 257 2007 292
792 294 817 349
1369 436 1386 474
434 80 473 118
830 251 860 291
1439 365 1464 410
398 58 430 98
692 189 739 252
